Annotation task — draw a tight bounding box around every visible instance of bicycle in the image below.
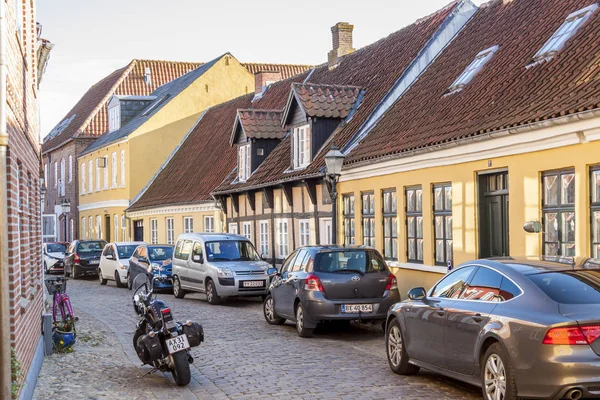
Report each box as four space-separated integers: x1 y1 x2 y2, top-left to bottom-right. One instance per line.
45 276 78 345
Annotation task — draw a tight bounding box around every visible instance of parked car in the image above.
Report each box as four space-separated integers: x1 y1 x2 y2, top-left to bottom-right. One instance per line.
64 240 108 279
43 242 68 274
385 257 600 400
264 246 400 338
128 244 174 290
171 233 272 304
98 241 145 288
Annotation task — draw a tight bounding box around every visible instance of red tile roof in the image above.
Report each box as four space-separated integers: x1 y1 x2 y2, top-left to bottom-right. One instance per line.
345 0 600 165
212 2 457 194
286 83 363 120
232 109 285 145
42 60 312 153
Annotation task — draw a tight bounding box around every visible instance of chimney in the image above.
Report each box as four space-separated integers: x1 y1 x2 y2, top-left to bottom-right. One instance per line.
144 67 152 85
254 71 282 95
328 22 355 70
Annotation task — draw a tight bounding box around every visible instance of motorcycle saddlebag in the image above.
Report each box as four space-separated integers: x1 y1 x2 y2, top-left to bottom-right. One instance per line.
135 333 163 364
182 323 204 347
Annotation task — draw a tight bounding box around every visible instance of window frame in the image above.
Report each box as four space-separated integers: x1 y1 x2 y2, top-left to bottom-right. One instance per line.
228 222 238 234
183 216 194 234
150 218 158 245
204 216 214 233
447 45 498 94
68 155 73 183
238 143 251 182
542 169 575 257
299 219 310 247
166 217 174 245
120 150 126 187
103 156 109 190
433 183 453 267
292 124 310 170
361 192 375 248
114 214 119 242
382 189 398 261
277 219 289 258
259 220 269 257
88 160 93 193
406 186 424 264
80 162 86 195
242 221 252 241
111 152 117 188
343 194 355 245
81 217 86 239
591 166 600 257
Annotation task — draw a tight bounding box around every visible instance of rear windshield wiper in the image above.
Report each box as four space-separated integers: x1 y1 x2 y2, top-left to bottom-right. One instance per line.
331 268 364 276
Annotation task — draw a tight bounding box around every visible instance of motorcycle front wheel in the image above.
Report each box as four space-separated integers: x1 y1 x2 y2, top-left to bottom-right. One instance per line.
171 351 191 386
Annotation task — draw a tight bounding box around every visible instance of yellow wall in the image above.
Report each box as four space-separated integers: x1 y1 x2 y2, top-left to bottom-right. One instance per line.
131 209 223 244
79 206 129 242
390 267 444 300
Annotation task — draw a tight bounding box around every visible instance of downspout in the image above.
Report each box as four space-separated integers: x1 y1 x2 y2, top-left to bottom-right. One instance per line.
0 0 12 398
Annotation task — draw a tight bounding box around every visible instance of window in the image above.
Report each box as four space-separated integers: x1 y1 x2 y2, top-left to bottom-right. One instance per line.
362 192 375 247
166 217 174 245
591 167 600 257
14 0 22 36
54 162 57 188
259 220 269 257
121 216 127 241
184 217 193 233
150 219 158 244
108 105 120 132
114 214 119 242
433 183 453 267
88 160 93 193
80 162 86 194
111 152 117 188
238 144 251 182
406 186 423 263
382 190 397 260
68 155 73 182
446 46 498 94
44 163 48 186
299 219 310 247
174 240 192 260
242 221 252 241
543 169 575 256
95 159 100 191
103 156 108 189
204 216 214 233
277 219 289 258
81 217 86 239
192 242 203 262
431 266 476 299
59 158 65 196
343 194 355 245
120 150 126 186
228 223 238 234
96 215 102 240
291 249 309 272
460 267 503 301
88 216 93 239
292 125 310 169
527 270 600 304
532 4 598 64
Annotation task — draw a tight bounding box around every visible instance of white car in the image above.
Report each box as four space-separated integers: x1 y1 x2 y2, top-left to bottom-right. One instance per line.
98 242 145 288
43 242 68 274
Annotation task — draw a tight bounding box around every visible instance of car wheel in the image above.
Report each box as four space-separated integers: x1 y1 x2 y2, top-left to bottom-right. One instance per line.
482 343 518 400
127 273 132 290
115 271 125 288
71 265 79 280
206 279 220 305
386 318 420 375
173 277 186 299
44 262 48 274
263 294 285 325
295 303 313 338
98 269 107 285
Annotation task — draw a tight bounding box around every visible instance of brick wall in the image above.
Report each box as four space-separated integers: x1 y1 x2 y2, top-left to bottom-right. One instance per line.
5 0 45 394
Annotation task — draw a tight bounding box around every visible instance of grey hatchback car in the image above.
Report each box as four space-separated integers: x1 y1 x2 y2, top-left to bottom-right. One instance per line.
263 246 400 338
385 257 600 400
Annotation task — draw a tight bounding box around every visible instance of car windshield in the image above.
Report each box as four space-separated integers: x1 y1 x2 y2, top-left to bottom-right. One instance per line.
205 240 259 262
117 245 138 259
46 243 66 253
77 241 106 254
528 270 600 304
148 246 173 261
314 250 387 274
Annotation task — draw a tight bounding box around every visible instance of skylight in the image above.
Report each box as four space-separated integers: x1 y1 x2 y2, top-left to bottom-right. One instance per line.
446 45 498 95
531 4 598 64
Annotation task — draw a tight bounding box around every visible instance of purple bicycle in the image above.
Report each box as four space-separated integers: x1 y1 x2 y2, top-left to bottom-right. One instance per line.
45 276 77 337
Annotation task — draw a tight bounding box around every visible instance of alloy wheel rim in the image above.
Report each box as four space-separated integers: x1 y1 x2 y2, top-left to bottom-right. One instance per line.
387 325 403 367
484 354 506 400
296 306 303 332
265 298 274 321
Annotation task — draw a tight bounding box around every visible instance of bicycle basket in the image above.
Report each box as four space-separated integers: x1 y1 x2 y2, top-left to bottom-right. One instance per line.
45 277 66 295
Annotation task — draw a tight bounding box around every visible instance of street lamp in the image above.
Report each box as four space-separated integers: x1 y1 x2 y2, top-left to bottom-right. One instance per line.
59 199 71 242
324 144 345 245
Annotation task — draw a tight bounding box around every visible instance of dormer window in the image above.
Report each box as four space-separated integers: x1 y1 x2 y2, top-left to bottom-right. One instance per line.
108 104 120 133
531 4 598 64
446 45 498 95
292 125 310 170
238 143 251 182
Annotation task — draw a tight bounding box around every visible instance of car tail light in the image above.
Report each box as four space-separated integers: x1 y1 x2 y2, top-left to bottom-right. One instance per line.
580 325 600 344
305 274 324 292
74 254 80 263
543 326 589 345
385 274 397 291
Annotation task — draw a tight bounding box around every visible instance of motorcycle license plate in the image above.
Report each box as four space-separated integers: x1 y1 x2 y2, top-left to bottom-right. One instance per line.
166 334 190 354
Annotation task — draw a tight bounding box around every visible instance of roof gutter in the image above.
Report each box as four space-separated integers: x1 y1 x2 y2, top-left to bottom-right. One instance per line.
0 0 13 397
211 172 324 196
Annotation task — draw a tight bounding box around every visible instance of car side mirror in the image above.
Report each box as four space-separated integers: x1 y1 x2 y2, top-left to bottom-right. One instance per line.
192 254 203 263
408 287 427 301
261 253 267 261
267 267 278 276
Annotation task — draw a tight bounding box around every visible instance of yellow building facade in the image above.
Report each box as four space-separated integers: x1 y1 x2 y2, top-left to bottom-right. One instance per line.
78 55 256 242
338 113 600 295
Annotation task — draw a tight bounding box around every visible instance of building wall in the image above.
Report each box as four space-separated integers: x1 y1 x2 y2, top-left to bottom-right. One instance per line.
5 0 45 394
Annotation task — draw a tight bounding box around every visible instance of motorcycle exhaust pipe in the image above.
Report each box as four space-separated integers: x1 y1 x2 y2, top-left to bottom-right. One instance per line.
563 388 583 400
187 354 194 364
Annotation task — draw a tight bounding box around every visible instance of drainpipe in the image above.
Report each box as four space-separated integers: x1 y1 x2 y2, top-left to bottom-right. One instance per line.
0 0 12 398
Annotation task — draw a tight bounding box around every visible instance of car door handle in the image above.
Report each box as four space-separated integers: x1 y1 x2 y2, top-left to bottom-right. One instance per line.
436 308 445 316
472 313 483 323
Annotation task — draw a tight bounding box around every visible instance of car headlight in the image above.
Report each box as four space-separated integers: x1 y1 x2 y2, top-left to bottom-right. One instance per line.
217 267 233 277
120 264 127 270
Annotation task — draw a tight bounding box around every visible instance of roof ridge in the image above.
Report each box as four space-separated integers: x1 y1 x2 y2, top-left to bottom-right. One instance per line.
293 82 364 90
242 61 315 67
131 58 204 64
238 108 283 113
416 0 460 24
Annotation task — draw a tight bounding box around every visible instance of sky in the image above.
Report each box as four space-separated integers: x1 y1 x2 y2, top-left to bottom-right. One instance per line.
36 0 485 139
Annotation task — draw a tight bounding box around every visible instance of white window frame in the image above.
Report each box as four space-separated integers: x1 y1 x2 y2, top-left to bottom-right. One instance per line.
292 124 310 169
447 45 498 94
54 162 57 188
59 158 65 196
89 216 93 239
103 156 109 190
532 4 598 63
228 223 238 234
204 216 214 233
276 219 289 258
238 144 251 182
111 152 117 188
259 220 269 257
299 219 310 247
69 219 74 242
95 159 101 191
114 214 119 242
88 160 93 193
80 162 86 195
68 155 73 182
184 217 194 234
44 163 48 186
81 217 86 239
166 217 174 245
120 150 126 187
42 214 57 242
14 0 22 36
96 215 102 240
150 218 158 244
108 105 121 133
243 221 252 241
121 215 127 241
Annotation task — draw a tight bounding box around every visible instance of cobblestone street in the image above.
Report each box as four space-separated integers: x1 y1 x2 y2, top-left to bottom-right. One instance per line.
34 278 481 399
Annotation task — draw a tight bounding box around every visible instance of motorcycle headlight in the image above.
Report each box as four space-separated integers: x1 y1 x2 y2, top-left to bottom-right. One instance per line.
217 267 234 277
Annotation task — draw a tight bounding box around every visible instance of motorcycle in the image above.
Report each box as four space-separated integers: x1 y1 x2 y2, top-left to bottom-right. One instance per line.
131 273 203 386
